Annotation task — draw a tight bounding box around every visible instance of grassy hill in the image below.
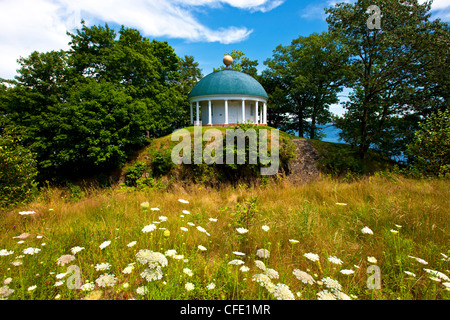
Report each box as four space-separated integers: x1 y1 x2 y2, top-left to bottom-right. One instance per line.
119 125 298 188
118 125 396 189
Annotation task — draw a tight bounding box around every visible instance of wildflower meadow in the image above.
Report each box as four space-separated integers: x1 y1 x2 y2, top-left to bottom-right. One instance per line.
0 175 449 300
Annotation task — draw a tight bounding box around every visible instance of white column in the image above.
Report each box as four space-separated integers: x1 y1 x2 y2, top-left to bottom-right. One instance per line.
208 100 212 125
260 106 263 125
263 102 267 124
241 99 245 123
224 99 228 125
196 101 200 123
190 103 193 124
255 101 259 124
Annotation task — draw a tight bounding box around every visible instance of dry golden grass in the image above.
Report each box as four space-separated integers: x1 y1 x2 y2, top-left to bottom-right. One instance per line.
1 175 448 300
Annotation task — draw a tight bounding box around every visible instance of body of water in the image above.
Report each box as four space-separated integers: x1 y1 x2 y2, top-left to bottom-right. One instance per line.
292 123 343 143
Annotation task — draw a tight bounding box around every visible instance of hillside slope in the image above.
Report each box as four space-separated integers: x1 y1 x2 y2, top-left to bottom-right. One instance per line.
117 126 395 187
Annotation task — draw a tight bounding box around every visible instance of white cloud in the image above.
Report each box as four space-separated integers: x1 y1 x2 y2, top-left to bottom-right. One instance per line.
173 0 284 12
301 0 450 21
0 0 283 80
300 0 353 20
421 0 450 20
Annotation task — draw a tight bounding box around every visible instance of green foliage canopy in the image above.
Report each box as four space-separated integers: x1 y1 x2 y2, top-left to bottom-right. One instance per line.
326 0 449 159
1 22 201 182
262 31 349 138
0 120 38 209
407 109 450 177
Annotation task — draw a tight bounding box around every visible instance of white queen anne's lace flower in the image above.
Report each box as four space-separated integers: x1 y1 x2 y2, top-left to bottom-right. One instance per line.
127 241 137 247
140 266 164 282
252 273 272 287
361 226 373 234
122 265 135 274
0 249 14 256
408 255 428 265
255 260 266 271
70 246 85 255
141 224 157 233
165 249 177 257
304 252 319 262
81 281 95 291
266 268 279 280
95 262 111 271
196 226 207 233
19 211 35 215
293 269 315 284
136 249 168 268
95 273 117 287
23 247 41 255
185 282 195 291
0 285 14 299
328 256 343 265
236 227 248 234
367 256 377 264
56 255 75 266
99 241 111 250
273 283 295 300
423 268 450 281
256 249 270 259
240 266 250 272
340 269 355 275
136 286 149 295
321 277 342 291
317 289 336 300
183 268 194 277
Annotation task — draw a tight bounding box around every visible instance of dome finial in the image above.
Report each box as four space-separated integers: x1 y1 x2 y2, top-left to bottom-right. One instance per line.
223 55 233 69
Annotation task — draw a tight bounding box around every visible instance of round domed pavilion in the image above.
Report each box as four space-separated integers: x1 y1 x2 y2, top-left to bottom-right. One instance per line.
188 56 268 126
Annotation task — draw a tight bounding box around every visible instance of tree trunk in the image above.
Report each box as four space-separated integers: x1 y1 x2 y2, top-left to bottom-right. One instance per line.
359 101 369 160
310 114 316 140
298 108 304 138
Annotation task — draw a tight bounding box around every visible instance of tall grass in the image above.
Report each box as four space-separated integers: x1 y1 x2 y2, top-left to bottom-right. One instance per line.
0 175 448 300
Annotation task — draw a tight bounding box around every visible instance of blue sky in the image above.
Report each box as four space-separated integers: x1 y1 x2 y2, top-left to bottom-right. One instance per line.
1 0 449 116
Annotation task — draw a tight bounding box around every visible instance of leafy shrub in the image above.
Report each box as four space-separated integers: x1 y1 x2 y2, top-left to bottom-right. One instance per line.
62 183 84 202
232 196 259 230
150 148 174 177
317 148 364 176
124 161 148 186
406 109 450 177
0 124 38 209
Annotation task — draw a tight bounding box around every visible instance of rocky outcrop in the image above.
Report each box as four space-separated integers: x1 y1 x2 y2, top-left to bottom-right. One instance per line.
285 139 321 184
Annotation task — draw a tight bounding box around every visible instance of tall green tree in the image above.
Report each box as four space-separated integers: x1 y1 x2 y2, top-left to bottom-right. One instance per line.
262 32 349 138
326 0 449 159
179 55 203 95
177 55 203 126
1 22 186 182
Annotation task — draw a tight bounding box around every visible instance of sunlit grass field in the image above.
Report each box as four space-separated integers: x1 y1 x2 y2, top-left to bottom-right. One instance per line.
1 175 449 300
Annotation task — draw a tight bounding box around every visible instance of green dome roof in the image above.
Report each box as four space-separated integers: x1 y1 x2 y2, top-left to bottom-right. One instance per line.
189 69 268 99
